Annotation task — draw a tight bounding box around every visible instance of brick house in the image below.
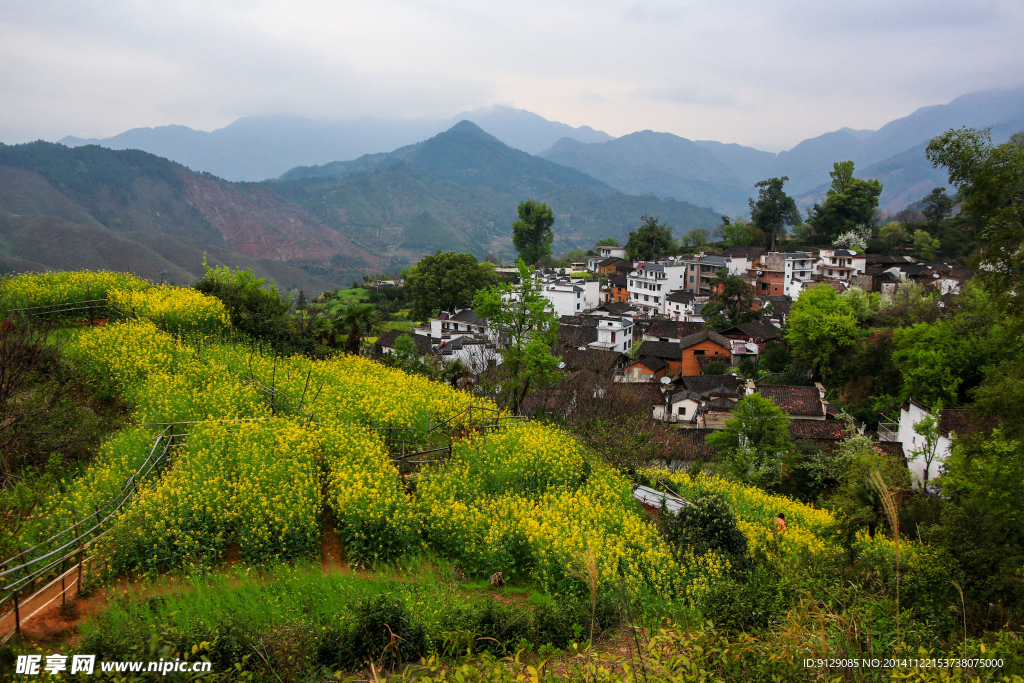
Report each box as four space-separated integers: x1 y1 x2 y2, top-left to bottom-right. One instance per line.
678 330 733 376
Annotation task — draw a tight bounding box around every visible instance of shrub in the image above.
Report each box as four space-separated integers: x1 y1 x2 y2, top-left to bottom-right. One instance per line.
662 491 748 569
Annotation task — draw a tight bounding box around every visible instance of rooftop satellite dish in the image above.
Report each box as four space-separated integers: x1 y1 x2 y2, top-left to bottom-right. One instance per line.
558 361 566 369
660 376 671 384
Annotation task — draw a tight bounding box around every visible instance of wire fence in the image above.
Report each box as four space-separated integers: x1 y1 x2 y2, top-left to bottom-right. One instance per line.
0 424 182 640
0 299 532 636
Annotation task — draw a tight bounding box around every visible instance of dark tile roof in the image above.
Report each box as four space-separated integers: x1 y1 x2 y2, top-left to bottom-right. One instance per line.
680 374 742 399
876 441 905 461
598 257 624 267
665 290 696 304
864 254 918 265
720 321 781 341
627 356 667 373
374 329 434 356
560 314 598 327
637 340 682 360
789 419 846 440
558 325 598 346
938 408 974 436
723 245 767 260
641 320 704 339
631 382 666 404
763 296 792 317
755 385 823 416
598 301 633 315
451 309 482 323
561 348 626 374
704 397 737 410
678 329 732 351
609 274 628 288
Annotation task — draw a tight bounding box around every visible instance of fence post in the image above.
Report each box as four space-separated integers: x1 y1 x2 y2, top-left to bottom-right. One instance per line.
13 590 20 638
86 284 93 326
72 514 84 597
61 558 66 607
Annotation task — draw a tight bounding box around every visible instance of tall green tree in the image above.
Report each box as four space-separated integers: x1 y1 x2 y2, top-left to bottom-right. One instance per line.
703 272 759 331
922 186 954 222
473 260 561 414
511 200 555 265
786 283 859 379
404 251 498 321
707 393 792 489
927 128 1024 438
749 176 801 251
625 215 677 260
809 161 883 239
335 303 376 355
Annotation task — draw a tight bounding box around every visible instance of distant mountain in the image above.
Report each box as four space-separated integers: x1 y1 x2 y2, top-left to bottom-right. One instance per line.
280 121 615 196
57 107 614 183
453 106 612 154
273 122 719 262
539 131 752 215
0 142 382 290
1 126 719 284
546 87 1024 215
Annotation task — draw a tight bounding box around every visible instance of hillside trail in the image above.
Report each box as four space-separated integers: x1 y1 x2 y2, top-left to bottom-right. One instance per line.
1 523 354 649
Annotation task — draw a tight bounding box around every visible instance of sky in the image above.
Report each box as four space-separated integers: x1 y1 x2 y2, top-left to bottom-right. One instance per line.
2 0 1023 151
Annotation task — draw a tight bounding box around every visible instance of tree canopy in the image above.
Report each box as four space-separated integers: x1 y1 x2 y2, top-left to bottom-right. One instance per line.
625 215 676 261
473 260 561 414
511 200 555 265
809 161 882 239
707 393 792 489
749 176 801 251
785 283 859 379
404 251 498 321
703 273 759 331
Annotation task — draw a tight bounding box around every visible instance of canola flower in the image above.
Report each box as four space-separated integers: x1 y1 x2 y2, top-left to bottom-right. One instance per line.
417 423 684 597
109 286 229 334
29 286 867 607
0 270 149 312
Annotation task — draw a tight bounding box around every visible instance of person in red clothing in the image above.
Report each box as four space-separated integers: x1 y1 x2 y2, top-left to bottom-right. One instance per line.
774 512 786 533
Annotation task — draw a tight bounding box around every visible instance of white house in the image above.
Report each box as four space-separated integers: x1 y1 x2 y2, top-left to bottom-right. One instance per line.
663 290 696 320
541 281 586 317
780 252 817 299
429 309 488 341
588 316 634 353
880 399 974 490
817 248 866 282
627 262 688 315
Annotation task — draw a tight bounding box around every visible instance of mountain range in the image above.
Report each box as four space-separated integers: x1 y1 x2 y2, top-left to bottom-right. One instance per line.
56 88 1024 217
0 123 718 290
58 106 613 184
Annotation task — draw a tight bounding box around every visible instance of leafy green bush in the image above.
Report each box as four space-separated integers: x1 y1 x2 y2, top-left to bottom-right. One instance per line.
662 492 748 570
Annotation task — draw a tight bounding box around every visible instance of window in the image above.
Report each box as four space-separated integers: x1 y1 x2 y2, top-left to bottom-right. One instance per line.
828 269 833 276
678 406 686 416
576 303 581 310
644 295 649 302
654 296 659 303
611 332 616 342
689 276 695 283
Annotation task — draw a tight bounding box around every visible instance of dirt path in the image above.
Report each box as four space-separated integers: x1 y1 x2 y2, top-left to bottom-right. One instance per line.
2 525 354 648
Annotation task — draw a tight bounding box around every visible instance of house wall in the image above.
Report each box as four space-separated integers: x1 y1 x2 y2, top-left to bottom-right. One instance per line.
669 398 699 422
623 364 664 382
681 340 730 376
897 402 953 489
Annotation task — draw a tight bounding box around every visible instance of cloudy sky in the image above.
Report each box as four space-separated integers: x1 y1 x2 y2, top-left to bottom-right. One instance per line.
2 0 1022 151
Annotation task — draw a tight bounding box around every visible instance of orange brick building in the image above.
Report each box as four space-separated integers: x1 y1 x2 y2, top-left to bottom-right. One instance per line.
679 330 733 376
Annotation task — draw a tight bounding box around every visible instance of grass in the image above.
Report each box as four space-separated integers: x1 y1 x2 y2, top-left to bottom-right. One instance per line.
75 560 609 676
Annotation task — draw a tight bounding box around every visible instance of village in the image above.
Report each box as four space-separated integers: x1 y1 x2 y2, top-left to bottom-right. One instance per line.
371 240 974 493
